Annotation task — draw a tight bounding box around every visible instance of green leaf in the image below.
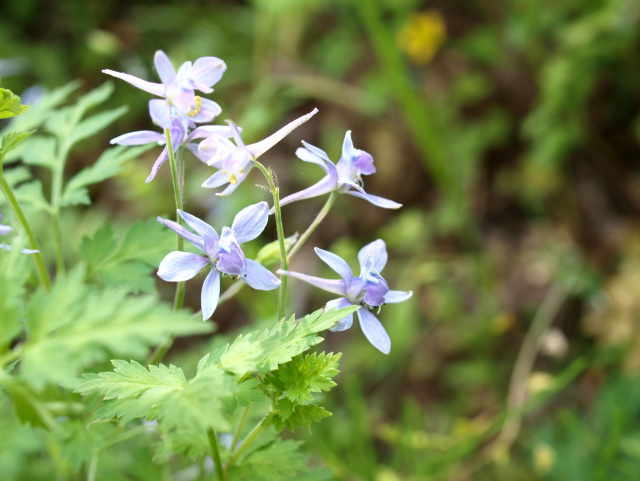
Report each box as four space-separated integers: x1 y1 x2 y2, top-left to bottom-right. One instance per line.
0 89 28 119
69 106 127 146
1 379 57 429
267 399 331 433
199 306 358 376
264 353 341 403
0 130 34 160
0 246 30 348
12 179 50 213
61 145 152 207
8 136 57 169
21 268 211 390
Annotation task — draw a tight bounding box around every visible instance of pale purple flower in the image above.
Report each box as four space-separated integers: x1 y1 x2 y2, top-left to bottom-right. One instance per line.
199 109 318 196
157 202 280 319
277 240 411 354
0 213 38 254
110 114 238 183
103 50 225 129
279 131 402 209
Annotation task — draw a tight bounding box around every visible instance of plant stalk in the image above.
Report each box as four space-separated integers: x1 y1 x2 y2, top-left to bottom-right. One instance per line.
287 191 337 262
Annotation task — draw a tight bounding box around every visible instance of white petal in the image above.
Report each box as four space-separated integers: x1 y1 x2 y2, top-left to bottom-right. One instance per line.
314 248 353 281
357 239 388 272
201 269 221 320
357 308 391 354
158 252 209 282
232 202 269 244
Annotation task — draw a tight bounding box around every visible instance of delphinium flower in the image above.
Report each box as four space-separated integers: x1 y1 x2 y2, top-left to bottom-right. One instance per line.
278 240 411 354
0 213 38 253
157 202 280 319
278 130 402 209
199 109 318 196
103 50 226 129
110 114 239 182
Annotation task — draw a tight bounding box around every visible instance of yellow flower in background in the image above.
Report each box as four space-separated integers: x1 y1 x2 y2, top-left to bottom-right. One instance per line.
397 11 447 65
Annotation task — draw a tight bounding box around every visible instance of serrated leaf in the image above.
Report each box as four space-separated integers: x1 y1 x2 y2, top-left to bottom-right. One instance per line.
268 399 331 433
7 136 57 168
61 145 152 207
221 378 268 415
265 353 341 403
0 130 34 159
69 106 127 146
0 88 28 119
0 245 30 348
1 379 57 429
21 268 211 390
13 179 51 213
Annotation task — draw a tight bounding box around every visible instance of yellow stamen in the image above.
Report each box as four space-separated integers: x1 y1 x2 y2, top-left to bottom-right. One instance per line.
187 96 203 117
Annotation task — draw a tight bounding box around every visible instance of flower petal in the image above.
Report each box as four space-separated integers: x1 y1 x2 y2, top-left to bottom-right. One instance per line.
102 69 165 97
340 130 375 175
357 308 391 354
384 290 413 304
0 224 13 236
191 56 226 90
277 269 346 296
154 50 176 86
110 130 164 146
202 170 230 189
245 108 318 159
326 297 354 332
177 210 219 254
215 169 251 197
157 217 205 252
357 239 388 272
149 99 173 129
296 145 331 167
201 268 221 320
346 189 402 209
190 98 222 124
242 259 281 290
278 174 339 210
232 202 269 244
158 252 209 282
145 147 169 183
314 247 353 281
189 125 238 141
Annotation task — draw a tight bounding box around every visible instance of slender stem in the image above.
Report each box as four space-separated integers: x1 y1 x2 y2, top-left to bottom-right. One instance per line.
50 137 71 274
51 211 65 272
86 451 99 481
0 174 51 291
225 415 269 469
287 191 337 262
252 160 288 320
231 406 251 452
207 427 225 481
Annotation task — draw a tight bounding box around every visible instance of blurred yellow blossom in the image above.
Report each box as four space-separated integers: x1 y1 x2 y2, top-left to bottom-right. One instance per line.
397 11 447 65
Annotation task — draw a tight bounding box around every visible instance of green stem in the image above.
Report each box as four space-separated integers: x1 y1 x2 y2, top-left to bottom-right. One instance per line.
207 427 225 481
86 451 99 481
252 160 288 320
226 415 269 470
0 173 51 291
231 406 251 452
287 191 337 262
51 211 65 273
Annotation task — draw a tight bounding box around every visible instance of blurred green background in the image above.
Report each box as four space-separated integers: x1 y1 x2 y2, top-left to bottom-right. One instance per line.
3 0 640 479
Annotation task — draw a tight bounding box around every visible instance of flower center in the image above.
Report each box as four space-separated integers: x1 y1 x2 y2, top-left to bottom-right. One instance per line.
187 96 202 117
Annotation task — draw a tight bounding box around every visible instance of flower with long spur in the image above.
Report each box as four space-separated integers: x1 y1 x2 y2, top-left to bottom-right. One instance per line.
278 240 411 354
157 202 280 319
0 213 38 253
110 113 239 183
103 50 225 129
278 130 402 209
199 109 318 196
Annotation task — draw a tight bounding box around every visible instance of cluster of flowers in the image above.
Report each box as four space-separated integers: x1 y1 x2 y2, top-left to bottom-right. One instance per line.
103 51 412 354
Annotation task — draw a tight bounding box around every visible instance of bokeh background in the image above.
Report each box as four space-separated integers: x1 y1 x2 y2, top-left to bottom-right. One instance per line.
2 0 640 479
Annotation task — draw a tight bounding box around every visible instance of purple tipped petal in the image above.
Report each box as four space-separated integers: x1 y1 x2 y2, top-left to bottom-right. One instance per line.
190 98 222 123
326 298 354 332
232 202 269 244
149 99 172 129
357 308 391 354
341 131 375 175
346 189 402 209
202 170 230 189
245 108 318 159
276 269 346 296
358 239 388 272
145 147 169 183
110 130 164 146
154 50 176 86
384 290 413 304
216 244 247 276
363 277 389 307
177 210 219 254
157 217 205 252
158 252 209 282
314 248 353 281
102 69 165 97
242 259 281 290
191 57 226 90
201 269 221 320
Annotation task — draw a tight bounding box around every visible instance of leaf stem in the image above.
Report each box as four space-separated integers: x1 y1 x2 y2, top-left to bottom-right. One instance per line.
207 427 225 481
231 405 251 452
225 415 269 470
0 172 51 291
287 191 337 262
252 160 288 320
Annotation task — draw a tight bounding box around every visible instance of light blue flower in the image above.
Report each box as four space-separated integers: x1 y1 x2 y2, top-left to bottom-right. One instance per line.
279 131 402 210
277 240 411 354
157 202 280 319
199 109 318 196
110 113 238 183
0 213 38 254
103 50 225 129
